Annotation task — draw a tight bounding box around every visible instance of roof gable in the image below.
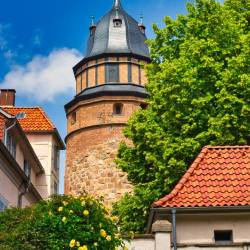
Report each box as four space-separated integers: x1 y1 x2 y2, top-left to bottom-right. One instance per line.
2 107 55 132
154 146 250 208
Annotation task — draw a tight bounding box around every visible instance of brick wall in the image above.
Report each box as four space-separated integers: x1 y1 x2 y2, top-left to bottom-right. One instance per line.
75 57 148 94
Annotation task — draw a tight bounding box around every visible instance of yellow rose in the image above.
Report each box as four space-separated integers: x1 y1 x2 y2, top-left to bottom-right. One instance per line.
83 210 89 216
62 217 67 223
111 216 119 222
69 239 76 248
100 229 107 238
115 233 121 239
106 235 112 241
63 201 68 206
58 207 63 212
78 246 88 250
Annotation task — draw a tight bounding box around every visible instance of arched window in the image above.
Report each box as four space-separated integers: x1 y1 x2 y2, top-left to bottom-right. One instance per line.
113 103 123 115
71 112 76 124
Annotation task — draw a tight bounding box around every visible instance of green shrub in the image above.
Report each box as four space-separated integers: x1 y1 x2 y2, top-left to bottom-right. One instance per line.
0 195 125 250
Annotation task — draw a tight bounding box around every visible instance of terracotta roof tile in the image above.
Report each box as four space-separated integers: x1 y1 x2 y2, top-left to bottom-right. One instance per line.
154 146 250 208
2 107 56 132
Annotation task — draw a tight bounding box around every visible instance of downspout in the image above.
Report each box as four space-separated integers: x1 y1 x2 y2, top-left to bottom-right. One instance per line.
18 177 31 208
172 208 177 250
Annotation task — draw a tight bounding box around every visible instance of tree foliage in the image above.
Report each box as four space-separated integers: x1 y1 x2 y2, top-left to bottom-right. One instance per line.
0 195 125 250
113 0 250 233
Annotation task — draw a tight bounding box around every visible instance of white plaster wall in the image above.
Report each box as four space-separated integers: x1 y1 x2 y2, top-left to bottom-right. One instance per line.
125 238 155 250
15 143 24 169
176 214 250 244
0 168 18 207
178 246 247 250
27 134 59 198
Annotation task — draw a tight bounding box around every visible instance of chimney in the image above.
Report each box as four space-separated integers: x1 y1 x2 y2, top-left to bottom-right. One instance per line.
0 89 16 107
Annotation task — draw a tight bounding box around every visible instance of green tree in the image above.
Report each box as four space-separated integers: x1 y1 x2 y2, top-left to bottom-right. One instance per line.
0 195 125 250
113 0 250 233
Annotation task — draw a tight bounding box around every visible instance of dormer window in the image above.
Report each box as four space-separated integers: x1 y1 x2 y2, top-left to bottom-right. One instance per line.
113 19 122 27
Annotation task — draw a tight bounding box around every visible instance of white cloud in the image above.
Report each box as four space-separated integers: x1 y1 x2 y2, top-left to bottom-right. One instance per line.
0 48 82 102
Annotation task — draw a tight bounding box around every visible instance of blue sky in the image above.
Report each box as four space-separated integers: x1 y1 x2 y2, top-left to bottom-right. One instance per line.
0 0 188 193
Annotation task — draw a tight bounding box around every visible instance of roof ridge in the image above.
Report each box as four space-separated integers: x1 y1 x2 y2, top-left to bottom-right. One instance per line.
3 106 42 109
153 146 209 207
206 145 250 149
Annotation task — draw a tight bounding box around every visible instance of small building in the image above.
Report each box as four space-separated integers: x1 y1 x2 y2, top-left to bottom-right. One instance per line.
0 108 44 209
0 89 65 205
143 146 250 250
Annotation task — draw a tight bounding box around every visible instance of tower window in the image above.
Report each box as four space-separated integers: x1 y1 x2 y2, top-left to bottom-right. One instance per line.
114 103 123 115
106 64 119 83
113 19 122 27
214 230 233 243
71 112 76 124
140 103 148 110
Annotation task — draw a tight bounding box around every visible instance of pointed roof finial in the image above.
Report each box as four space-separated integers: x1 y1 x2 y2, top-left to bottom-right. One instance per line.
91 15 95 26
114 0 121 8
140 12 144 25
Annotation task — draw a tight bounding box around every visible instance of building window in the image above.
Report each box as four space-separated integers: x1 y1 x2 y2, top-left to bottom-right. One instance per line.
24 160 31 178
71 112 76 124
113 19 122 27
6 134 16 159
0 195 8 212
113 103 123 115
54 146 60 171
54 182 58 194
106 64 119 83
214 230 233 243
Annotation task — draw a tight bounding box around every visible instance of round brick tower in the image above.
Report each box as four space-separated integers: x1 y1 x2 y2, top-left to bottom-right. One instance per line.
64 0 150 206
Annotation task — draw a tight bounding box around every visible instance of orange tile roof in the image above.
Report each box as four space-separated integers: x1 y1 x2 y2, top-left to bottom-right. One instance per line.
3 107 56 132
154 146 250 208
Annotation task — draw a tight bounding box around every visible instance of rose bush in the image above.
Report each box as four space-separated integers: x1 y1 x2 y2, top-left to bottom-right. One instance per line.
0 195 126 250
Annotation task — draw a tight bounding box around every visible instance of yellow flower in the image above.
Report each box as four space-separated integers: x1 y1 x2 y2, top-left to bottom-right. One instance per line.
115 247 119 250
100 229 107 238
111 216 119 222
123 247 129 250
58 207 63 212
115 233 121 239
78 246 88 250
93 242 98 246
62 217 67 223
63 201 68 206
69 210 74 214
69 239 76 248
106 235 112 241
76 241 80 247
81 200 86 206
99 223 103 228
83 210 89 216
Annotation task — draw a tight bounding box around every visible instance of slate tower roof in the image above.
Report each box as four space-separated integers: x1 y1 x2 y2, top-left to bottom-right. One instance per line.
85 0 150 61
